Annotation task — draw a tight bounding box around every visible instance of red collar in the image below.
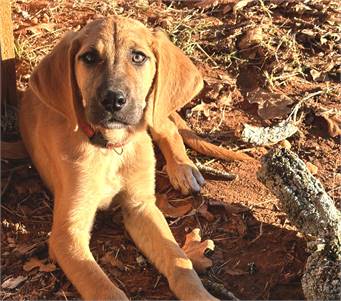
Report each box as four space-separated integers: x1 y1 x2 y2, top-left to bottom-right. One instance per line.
79 121 128 150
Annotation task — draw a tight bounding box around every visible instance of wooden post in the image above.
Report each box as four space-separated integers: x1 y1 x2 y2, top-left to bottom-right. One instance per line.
0 0 17 106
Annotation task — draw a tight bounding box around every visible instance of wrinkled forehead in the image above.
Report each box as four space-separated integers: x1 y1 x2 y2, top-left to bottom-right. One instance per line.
77 16 154 55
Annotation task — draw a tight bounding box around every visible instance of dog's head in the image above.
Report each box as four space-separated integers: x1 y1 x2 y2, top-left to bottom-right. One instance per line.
29 16 203 141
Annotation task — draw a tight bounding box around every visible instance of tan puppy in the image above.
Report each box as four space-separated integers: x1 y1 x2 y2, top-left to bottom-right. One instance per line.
19 16 218 300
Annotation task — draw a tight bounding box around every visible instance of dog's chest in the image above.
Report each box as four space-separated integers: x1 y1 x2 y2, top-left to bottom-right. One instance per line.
95 147 132 209
98 181 120 209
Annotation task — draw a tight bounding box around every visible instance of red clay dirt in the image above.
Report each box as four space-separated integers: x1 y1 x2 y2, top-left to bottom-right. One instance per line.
2 1 340 300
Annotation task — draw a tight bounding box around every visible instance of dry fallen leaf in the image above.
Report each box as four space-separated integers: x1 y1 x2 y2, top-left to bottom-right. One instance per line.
248 89 294 120
14 240 46 256
238 27 263 49
156 194 193 218
1 276 27 289
15 244 34 255
136 255 147 267
182 228 215 273
198 203 215 222
305 162 318 175
208 200 249 214
217 92 233 106
310 103 341 137
100 252 127 271
174 0 237 9
319 110 341 137
206 83 223 99
233 0 254 13
277 139 292 150
23 257 56 273
17 23 56 35
310 69 323 81
190 0 219 8
191 101 211 118
227 214 247 238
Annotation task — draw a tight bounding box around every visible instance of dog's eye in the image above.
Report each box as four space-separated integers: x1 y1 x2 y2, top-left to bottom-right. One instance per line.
81 51 99 65
131 51 147 65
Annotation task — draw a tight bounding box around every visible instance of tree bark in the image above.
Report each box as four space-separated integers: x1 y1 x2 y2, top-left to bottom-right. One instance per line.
257 148 341 300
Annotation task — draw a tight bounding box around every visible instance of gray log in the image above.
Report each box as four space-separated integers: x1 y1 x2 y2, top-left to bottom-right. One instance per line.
257 148 341 300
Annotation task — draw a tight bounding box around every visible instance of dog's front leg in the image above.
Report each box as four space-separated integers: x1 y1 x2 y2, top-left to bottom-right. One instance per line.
150 117 205 195
122 200 218 301
49 191 128 301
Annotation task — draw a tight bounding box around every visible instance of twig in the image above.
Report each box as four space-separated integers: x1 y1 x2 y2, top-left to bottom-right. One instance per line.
60 289 68 301
168 196 193 203
1 204 18 215
195 42 218 66
168 209 196 226
249 199 274 210
248 222 263 245
202 279 239 300
213 259 233 275
1 164 29 175
1 173 13 196
195 161 237 181
153 275 162 289
288 90 325 123
195 213 203 234
209 105 226 134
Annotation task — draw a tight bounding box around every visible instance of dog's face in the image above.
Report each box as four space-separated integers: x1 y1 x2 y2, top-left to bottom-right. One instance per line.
75 18 156 130
29 16 203 141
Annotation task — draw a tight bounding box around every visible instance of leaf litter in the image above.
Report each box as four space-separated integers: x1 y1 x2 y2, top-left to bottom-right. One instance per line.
1 276 27 290
156 194 193 218
23 257 56 273
182 228 215 273
2 0 340 300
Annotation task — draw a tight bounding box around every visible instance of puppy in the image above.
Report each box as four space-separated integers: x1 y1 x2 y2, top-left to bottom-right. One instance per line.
19 16 218 300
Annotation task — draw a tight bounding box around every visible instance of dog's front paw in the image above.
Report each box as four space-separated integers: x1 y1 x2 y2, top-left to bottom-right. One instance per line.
166 161 205 195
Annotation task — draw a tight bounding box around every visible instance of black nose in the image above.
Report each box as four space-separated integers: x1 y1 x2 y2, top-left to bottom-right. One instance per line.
101 90 126 112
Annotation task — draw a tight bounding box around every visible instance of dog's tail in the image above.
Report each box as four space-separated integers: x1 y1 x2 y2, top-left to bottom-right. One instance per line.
171 112 252 161
1 141 28 159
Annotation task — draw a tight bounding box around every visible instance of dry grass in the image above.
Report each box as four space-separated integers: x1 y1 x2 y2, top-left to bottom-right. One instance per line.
2 1 341 300
12 0 341 94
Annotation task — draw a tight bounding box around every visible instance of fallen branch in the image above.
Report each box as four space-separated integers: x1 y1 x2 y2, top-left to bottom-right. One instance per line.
241 120 298 146
241 90 326 146
257 148 341 300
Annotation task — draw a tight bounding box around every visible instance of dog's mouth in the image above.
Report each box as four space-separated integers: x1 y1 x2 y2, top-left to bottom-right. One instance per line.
86 102 144 130
99 117 129 130
86 110 130 130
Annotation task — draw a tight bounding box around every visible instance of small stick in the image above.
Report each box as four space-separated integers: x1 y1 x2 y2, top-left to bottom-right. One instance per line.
153 275 162 289
1 172 13 196
248 222 263 245
202 279 239 300
195 161 237 181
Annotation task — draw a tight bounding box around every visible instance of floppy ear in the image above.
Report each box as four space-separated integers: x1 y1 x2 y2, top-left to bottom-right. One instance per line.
29 32 81 131
149 30 204 128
